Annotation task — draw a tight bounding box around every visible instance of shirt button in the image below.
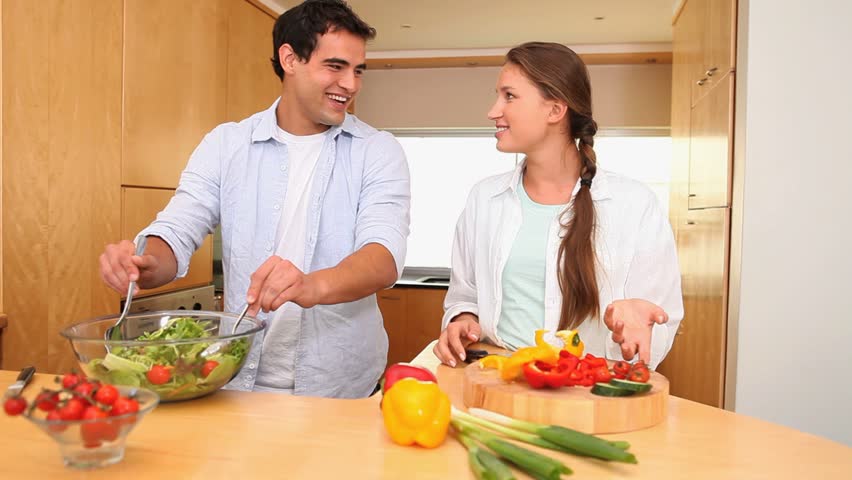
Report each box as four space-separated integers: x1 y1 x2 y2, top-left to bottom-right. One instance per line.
248 363 256 369
273 204 280 210
266 244 273 251
243 383 251 388
280 165 286 171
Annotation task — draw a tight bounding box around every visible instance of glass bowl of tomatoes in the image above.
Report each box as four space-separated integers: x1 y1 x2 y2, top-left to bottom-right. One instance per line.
59 310 265 402
4 375 159 468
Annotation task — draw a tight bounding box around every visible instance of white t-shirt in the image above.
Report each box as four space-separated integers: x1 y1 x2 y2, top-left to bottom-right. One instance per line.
255 126 329 392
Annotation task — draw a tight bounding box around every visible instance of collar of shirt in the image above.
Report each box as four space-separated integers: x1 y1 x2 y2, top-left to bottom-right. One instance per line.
250 97 367 143
493 159 613 202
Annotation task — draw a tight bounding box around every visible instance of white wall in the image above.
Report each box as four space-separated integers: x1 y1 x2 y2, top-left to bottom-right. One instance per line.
731 0 852 446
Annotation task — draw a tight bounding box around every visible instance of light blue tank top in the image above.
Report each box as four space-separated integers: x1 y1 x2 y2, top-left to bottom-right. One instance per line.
497 179 567 350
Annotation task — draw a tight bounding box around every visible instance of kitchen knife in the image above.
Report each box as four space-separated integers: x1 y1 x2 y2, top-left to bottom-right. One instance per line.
4 366 35 398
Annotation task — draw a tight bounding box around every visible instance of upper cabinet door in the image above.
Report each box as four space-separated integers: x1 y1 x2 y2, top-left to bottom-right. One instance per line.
226 0 280 122
691 0 737 106
123 0 229 189
688 72 735 209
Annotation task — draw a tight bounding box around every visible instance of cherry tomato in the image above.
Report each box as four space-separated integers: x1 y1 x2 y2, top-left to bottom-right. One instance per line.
74 381 96 399
57 397 86 421
35 392 60 412
80 406 109 448
61 373 82 389
628 367 650 383
94 384 119 406
110 396 140 416
46 410 67 432
146 365 171 385
110 396 140 426
612 361 631 375
3 396 27 416
200 360 220 378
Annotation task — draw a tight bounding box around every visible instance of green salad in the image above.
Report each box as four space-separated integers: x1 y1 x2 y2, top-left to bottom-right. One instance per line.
87 317 249 401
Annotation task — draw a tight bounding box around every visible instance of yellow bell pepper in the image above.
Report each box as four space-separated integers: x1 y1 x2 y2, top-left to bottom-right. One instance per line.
381 378 451 448
555 329 584 357
477 330 560 382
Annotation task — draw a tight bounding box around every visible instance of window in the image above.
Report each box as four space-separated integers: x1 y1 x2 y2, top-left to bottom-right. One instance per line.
394 129 671 270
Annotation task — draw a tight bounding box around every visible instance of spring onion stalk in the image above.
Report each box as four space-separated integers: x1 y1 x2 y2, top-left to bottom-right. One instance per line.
458 433 515 480
454 421 573 480
457 432 516 480
467 408 637 464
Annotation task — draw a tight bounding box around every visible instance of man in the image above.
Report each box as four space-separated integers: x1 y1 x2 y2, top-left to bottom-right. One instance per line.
99 0 410 398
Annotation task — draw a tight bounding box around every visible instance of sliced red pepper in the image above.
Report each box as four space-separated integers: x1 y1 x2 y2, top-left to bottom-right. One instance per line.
567 369 584 387
592 366 613 383
557 352 580 371
583 353 607 368
522 361 573 389
579 373 596 387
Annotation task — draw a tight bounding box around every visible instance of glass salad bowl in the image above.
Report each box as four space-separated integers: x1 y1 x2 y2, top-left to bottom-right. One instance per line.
60 310 265 402
26 386 159 469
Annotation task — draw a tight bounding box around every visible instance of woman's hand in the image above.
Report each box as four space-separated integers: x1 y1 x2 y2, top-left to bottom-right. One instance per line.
433 313 481 367
604 299 669 364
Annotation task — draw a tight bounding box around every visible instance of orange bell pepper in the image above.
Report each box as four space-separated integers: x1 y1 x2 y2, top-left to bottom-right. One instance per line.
381 378 451 448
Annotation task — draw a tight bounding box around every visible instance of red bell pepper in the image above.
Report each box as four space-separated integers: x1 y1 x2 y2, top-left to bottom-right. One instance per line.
557 351 580 371
381 363 437 394
592 365 613 383
522 361 573 389
582 353 607 368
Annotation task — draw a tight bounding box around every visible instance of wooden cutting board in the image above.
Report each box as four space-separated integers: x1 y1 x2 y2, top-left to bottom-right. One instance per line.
462 361 669 434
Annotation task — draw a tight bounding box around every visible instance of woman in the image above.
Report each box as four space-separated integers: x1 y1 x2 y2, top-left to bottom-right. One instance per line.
434 42 683 369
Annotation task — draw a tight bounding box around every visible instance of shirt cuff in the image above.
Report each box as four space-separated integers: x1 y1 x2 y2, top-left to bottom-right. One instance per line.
136 228 190 281
356 226 407 281
441 303 479 331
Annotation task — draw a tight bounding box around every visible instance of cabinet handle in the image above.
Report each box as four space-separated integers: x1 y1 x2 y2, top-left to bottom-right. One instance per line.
696 78 707 86
380 295 402 301
706 67 718 76
688 193 697 197
686 221 696 225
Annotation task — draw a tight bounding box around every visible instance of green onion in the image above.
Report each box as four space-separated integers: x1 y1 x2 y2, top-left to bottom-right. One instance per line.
455 421 573 479
468 408 637 464
457 432 516 480
453 407 630 455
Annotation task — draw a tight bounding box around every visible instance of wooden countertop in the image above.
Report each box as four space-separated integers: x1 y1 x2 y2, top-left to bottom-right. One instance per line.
0 344 850 478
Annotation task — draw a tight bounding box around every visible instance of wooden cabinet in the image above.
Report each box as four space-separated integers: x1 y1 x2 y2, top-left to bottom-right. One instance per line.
1 0 122 373
658 208 729 407
122 0 229 189
688 72 734 209
679 0 737 106
226 0 280 121
665 0 737 408
122 188 213 297
378 287 446 368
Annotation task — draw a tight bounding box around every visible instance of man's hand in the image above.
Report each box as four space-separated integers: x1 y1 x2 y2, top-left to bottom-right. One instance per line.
246 256 325 316
433 313 481 367
604 298 669 364
99 238 173 294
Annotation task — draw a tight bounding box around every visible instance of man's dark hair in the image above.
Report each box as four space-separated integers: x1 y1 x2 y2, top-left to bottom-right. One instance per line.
270 0 376 80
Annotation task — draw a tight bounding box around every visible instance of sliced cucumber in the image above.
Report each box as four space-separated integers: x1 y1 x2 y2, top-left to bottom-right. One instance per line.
591 383 635 397
609 378 652 393
102 353 149 373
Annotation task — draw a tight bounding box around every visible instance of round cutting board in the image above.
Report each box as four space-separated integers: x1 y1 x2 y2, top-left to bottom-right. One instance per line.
462 362 669 434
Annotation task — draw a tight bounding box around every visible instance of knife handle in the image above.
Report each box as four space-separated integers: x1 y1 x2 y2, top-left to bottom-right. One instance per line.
17 366 35 383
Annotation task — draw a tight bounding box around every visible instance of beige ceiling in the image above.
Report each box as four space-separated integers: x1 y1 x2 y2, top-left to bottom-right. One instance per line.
262 0 675 51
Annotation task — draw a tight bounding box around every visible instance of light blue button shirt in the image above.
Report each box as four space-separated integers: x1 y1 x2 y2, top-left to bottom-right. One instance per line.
139 99 411 398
